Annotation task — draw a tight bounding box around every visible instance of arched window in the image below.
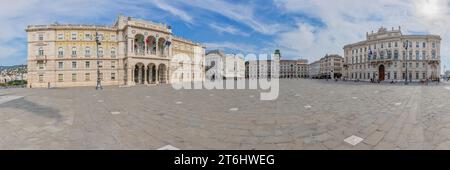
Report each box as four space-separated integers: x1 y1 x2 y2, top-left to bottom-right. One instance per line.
71 47 77 56
38 47 44 56
98 47 103 57
58 47 64 57
387 50 392 59
85 47 91 57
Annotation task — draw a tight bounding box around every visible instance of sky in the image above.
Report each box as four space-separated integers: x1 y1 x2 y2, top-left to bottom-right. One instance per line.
1 0 450 72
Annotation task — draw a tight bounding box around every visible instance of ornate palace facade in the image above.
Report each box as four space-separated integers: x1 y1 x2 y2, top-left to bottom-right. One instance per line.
26 15 205 88
343 27 441 82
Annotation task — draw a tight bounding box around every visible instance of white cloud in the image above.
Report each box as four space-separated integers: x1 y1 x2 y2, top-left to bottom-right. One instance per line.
0 0 155 65
204 41 256 53
274 0 450 68
209 23 250 37
176 0 282 35
153 0 193 23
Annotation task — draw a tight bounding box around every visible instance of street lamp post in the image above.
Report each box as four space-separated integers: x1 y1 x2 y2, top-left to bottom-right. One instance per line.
95 30 103 90
403 40 409 85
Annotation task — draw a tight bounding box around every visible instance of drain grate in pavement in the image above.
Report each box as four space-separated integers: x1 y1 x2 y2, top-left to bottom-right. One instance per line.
158 145 180 150
344 135 364 146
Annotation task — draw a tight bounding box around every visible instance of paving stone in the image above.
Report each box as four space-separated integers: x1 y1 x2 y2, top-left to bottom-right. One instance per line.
364 131 385 146
0 80 448 149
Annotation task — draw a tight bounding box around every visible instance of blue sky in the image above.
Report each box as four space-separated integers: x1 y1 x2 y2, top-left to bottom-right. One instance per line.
1 0 450 72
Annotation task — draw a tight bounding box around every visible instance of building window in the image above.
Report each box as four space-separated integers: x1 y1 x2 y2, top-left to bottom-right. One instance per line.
111 48 116 58
388 42 391 48
72 47 77 57
85 33 91 40
58 74 64 82
394 72 397 79
422 51 426 60
423 42 426 48
38 74 44 83
58 34 64 40
71 33 77 40
111 73 116 80
85 47 91 57
85 61 90 68
409 51 413 60
58 62 63 69
111 61 116 69
38 34 44 41
416 51 419 60
58 47 64 57
394 50 399 60
432 50 436 59
423 72 426 79
37 61 44 70
416 63 419 68
38 47 44 56
395 42 398 47
416 72 419 79
98 47 103 57
416 42 419 48
432 42 436 48
98 61 103 68
85 73 90 81
72 73 77 82
72 61 77 69
110 35 116 41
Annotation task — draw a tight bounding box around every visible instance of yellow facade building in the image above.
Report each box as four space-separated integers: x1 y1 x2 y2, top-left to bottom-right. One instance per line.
26 15 205 88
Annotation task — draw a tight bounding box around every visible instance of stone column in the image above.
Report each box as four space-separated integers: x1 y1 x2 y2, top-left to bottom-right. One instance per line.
155 39 159 57
145 39 148 55
144 66 148 85
127 38 133 55
129 67 134 85
156 65 159 84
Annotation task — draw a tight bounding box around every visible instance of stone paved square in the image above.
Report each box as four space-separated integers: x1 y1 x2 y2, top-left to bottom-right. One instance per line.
1 79 450 150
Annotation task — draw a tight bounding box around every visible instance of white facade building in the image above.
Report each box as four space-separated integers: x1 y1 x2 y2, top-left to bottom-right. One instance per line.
343 26 441 82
